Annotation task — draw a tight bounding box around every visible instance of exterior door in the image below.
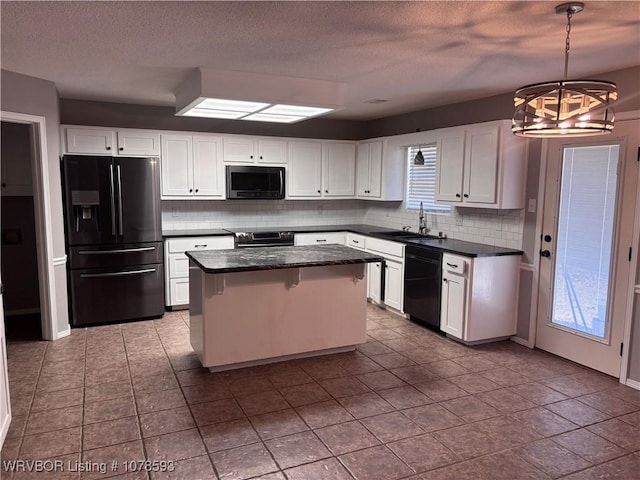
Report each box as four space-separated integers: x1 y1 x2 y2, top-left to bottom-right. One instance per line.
536 120 639 377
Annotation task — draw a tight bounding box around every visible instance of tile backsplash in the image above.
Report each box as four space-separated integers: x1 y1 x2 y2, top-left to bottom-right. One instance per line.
161 200 523 249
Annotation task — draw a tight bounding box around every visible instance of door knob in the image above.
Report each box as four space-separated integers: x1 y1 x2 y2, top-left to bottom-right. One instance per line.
543 234 552 243
540 250 551 258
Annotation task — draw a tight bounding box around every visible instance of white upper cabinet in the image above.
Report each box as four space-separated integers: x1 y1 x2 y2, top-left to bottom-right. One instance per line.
222 136 287 164
161 134 224 199
435 120 526 209
63 126 160 156
435 130 465 203
356 141 382 198
356 139 404 201
287 141 356 199
322 142 356 197
65 127 115 155
116 130 161 156
287 141 323 198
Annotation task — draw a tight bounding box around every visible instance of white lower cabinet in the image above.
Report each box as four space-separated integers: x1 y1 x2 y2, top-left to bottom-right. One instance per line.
368 262 383 304
383 259 403 311
440 253 520 343
164 236 234 307
0 289 10 447
294 232 347 246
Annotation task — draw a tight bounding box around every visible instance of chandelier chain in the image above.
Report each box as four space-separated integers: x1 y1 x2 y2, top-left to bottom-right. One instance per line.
564 10 572 80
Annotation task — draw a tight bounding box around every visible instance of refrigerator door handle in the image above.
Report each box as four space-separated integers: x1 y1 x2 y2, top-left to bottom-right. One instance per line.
78 246 156 255
109 164 116 235
80 268 156 278
116 164 124 235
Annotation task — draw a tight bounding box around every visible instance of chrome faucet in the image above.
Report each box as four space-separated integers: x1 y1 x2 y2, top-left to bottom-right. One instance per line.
418 202 427 235
402 225 412 232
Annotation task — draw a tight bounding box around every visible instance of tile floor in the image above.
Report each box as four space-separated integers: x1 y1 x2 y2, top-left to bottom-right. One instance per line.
2 305 639 479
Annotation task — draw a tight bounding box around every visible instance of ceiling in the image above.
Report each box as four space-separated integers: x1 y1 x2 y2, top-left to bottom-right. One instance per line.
1 1 638 121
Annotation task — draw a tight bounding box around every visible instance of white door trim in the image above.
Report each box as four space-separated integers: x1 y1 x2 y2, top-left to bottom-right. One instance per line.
0 110 63 340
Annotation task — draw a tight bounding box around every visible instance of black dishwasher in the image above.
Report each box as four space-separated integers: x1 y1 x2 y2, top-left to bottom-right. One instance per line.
404 245 443 330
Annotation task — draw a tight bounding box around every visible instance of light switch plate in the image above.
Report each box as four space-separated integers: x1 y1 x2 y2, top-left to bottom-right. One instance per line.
528 198 537 213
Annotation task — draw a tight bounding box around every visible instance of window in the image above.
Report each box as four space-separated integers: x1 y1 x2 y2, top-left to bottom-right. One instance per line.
405 144 451 213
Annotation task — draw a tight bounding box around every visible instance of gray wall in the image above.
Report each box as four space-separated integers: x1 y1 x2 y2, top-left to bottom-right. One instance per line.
60 100 367 141
0 69 69 335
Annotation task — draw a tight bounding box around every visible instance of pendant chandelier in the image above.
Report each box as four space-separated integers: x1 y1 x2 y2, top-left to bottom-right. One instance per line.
512 2 617 138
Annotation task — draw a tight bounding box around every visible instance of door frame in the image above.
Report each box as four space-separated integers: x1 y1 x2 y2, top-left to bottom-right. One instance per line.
531 110 640 385
0 110 60 340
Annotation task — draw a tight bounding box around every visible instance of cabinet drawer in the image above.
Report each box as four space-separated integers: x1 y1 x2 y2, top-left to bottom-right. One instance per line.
365 237 404 259
166 236 234 253
294 232 346 246
443 254 467 275
346 234 366 250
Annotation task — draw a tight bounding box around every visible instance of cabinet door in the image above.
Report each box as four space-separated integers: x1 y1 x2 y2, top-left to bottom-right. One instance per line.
322 142 355 197
367 141 383 198
170 278 190 306
256 139 287 164
116 131 161 156
384 259 403 311
223 137 255 163
441 274 466 338
169 254 190 279
1 121 33 196
193 135 224 197
368 262 382 304
356 143 371 196
463 126 498 204
65 127 114 155
287 141 322 198
436 131 465 203
161 135 193 196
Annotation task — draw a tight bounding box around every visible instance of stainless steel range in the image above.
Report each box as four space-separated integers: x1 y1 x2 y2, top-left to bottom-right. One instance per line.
230 229 295 248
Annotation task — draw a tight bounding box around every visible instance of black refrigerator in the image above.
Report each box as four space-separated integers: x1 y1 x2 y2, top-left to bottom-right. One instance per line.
62 155 164 326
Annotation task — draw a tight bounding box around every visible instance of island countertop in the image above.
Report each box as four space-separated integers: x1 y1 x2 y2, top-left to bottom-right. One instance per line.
186 244 384 274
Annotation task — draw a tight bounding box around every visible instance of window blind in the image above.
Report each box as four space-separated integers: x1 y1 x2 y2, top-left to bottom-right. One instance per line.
405 145 451 213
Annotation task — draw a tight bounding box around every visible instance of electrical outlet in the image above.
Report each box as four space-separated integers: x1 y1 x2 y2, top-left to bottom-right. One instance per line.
528 198 537 213
455 216 463 226
171 207 179 217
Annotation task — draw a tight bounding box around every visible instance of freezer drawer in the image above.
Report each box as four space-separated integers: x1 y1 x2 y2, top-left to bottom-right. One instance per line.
68 242 163 269
69 263 164 326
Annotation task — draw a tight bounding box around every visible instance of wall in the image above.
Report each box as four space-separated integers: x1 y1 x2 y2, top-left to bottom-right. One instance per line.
0 69 69 336
60 100 367 141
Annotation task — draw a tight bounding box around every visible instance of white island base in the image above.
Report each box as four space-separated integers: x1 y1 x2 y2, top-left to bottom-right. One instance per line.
189 263 368 371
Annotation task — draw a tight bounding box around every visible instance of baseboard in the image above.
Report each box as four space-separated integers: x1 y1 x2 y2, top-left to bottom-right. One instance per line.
53 327 71 340
624 378 640 391
510 336 530 347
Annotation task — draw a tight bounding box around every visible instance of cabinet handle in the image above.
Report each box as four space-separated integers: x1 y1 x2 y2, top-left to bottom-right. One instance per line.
250 155 253 159
316 239 327 243
463 194 469 198
259 155 263 159
194 244 208 248
540 250 551 258
446 262 459 268
353 240 360 244
325 190 328 193
119 147 124 151
443 278 448 283
195 189 199 193
189 189 193 193
455 193 461 198
106 146 111 151
317 190 321 194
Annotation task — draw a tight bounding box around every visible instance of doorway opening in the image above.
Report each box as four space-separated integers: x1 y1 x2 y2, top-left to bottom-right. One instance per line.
1 121 42 340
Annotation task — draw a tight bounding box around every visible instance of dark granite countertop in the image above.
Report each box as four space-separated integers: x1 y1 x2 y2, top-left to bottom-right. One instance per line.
166 223 522 258
186 244 384 274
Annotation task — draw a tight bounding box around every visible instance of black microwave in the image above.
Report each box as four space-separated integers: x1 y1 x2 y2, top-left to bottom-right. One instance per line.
226 165 285 199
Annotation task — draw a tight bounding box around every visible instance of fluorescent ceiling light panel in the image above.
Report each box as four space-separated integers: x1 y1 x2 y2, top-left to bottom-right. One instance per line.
175 69 344 123
261 104 334 117
197 98 270 112
242 112 307 123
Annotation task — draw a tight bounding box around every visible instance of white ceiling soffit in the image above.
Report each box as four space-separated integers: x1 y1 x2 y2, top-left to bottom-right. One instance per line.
1 1 638 121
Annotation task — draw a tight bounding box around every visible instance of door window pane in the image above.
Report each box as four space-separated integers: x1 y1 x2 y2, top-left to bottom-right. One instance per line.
551 145 620 338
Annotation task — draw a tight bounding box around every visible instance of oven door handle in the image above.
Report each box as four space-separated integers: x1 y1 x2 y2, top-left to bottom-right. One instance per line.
80 268 156 278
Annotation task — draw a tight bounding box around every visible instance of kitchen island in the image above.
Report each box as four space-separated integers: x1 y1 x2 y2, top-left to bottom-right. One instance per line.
186 244 383 371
